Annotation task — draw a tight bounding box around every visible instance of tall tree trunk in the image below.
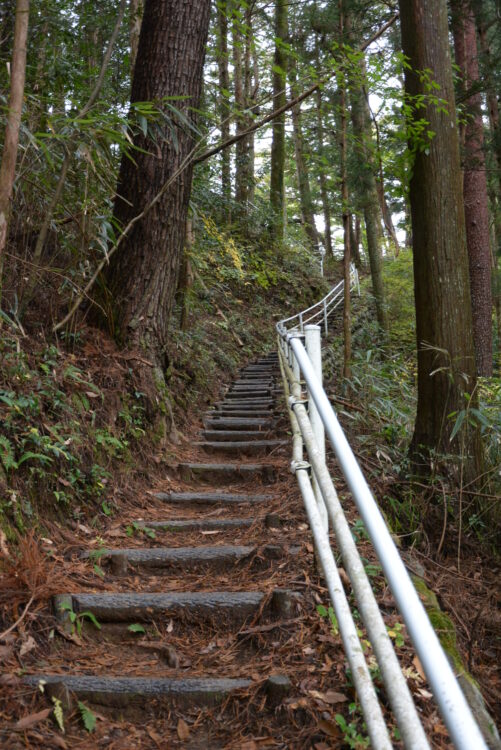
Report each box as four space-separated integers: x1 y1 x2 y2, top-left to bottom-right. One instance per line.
339 3 351 378
233 9 254 208
217 0 231 213
340 92 351 379
29 10 48 134
367 94 401 257
349 213 362 269
289 55 319 253
344 16 388 333
452 0 493 376
0 0 29 299
398 0 483 479
315 82 333 259
269 0 287 240
103 0 211 373
244 3 255 205
177 217 193 332
476 23 501 180
477 18 501 372
376 179 400 257
130 0 143 74
349 81 388 333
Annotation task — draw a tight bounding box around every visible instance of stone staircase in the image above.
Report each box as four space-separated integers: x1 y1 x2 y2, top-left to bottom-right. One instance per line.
24 352 303 736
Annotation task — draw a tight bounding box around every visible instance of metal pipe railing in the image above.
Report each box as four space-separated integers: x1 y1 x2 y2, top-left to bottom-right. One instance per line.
281 332 487 750
276 267 359 336
279 340 430 749
277 348 394 749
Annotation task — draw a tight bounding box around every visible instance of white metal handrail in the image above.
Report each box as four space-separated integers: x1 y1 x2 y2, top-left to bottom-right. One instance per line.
275 285 488 749
276 264 359 337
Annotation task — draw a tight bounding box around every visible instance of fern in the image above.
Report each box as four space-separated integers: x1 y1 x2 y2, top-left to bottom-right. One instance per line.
0 436 16 471
78 701 96 732
52 697 64 732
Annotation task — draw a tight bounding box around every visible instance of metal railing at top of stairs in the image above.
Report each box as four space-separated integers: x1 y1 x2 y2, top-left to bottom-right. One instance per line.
275 284 488 749
276 263 360 338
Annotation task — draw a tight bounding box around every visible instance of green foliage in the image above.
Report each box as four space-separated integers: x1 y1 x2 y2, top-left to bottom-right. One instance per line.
317 603 339 636
387 621 405 648
0 333 148 529
78 701 97 732
59 601 101 638
335 704 370 749
128 623 146 634
351 519 369 543
126 521 156 540
449 378 501 470
382 251 416 350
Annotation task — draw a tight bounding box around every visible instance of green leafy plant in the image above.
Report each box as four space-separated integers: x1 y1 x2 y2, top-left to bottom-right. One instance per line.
126 521 156 540
59 601 101 638
128 623 146 634
317 603 339 636
335 704 370 749
387 622 405 648
78 701 97 732
351 519 369 542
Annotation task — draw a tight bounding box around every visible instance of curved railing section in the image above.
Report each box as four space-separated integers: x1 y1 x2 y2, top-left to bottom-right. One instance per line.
275 280 488 750
277 264 359 338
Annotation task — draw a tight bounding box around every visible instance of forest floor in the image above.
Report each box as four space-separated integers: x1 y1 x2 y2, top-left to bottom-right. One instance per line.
1 343 499 749
0 257 499 747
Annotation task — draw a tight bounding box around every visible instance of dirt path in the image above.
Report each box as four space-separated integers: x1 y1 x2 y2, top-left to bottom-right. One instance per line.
2 353 358 748
3 352 491 749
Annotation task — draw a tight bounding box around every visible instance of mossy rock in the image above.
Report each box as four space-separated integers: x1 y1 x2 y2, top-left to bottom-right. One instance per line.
411 574 501 748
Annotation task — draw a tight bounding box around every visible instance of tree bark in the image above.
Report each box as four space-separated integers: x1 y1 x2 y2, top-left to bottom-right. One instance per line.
339 3 351 378
452 0 493 376
289 55 320 254
177 217 193 332
217 0 231 213
103 0 211 372
244 3 256 205
477 20 501 373
129 0 143 74
398 0 483 479
345 21 388 333
349 213 362 269
315 80 333 260
0 0 29 299
269 0 287 240
349 81 388 333
233 8 254 208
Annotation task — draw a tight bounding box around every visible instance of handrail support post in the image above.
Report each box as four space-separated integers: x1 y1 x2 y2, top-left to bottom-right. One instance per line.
304 324 328 532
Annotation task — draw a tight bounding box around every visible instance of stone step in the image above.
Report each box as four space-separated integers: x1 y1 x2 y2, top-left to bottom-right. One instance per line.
54 588 297 624
95 544 289 575
233 375 274 382
232 378 275 388
241 367 277 374
203 417 274 430
178 462 275 483
209 409 276 419
23 674 290 711
224 389 273 401
88 545 256 573
135 518 255 532
230 386 281 394
213 404 274 413
198 440 287 455
217 395 274 404
154 491 271 504
202 429 273 441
